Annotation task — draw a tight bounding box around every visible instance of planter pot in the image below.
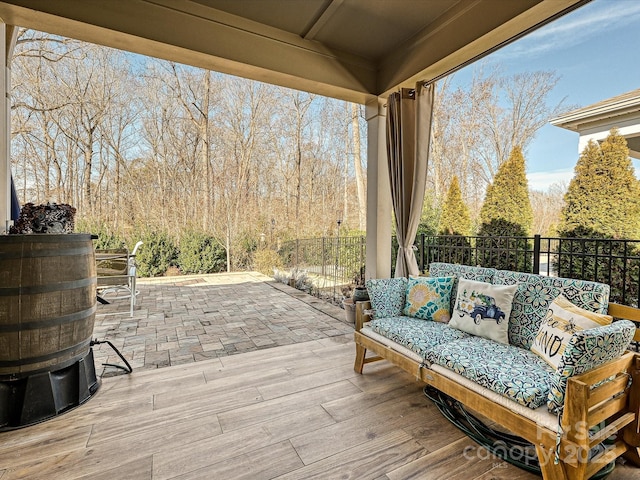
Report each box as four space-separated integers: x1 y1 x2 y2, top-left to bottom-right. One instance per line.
352 286 369 302
342 297 356 324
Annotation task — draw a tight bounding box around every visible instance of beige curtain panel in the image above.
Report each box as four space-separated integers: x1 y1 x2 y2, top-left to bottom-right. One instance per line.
386 82 434 277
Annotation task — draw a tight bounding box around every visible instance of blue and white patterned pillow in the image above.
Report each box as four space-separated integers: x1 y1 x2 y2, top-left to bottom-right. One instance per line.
493 270 610 350
547 320 635 413
404 276 454 322
365 277 408 319
428 263 496 312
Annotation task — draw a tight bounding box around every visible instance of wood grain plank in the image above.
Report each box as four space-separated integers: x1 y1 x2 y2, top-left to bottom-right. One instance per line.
261 405 337 442
274 430 425 480
290 391 431 465
75 456 153 480
257 364 359 400
99 371 207 399
321 383 425 423
152 404 337 480
205 351 321 381
0 424 93 467
472 462 540 480
168 440 303 480
385 437 499 480
2 416 221 480
285 352 354 377
218 341 326 368
86 395 226 446
107 357 223 383
346 363 421 395
152 378 267 411
401 405 467 453
217 380 362 432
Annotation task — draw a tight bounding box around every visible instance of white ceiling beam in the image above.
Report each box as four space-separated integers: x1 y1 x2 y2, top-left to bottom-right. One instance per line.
0 0 378 103
303 0 344 40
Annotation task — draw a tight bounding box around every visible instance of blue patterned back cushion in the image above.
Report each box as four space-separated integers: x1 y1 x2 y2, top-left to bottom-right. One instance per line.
493 270 610 349
547 320 635 413
428 263 496 312
365 277 408 319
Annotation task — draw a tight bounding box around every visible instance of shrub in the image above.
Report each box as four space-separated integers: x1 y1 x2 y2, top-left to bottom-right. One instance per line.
136 229 178 277
553 227 640 306
425 235 472 266
75 220 126 250
230 232 257 270
253 248 283 276
559 131 640 239
177 230 226 274
479 146 533 235
439 177 470 236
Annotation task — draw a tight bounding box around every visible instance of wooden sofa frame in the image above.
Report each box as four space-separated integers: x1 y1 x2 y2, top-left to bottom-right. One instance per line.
354 301 640 480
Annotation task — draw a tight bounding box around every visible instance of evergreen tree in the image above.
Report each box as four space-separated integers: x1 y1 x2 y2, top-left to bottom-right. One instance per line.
477 146 533 271
559 129 640 239
555 130 640 304
439 176 471 236
479 146 533 235
430 176 472 265
416 189 441 236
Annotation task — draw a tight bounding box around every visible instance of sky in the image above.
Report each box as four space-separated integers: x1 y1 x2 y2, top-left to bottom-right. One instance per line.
449 0 640 191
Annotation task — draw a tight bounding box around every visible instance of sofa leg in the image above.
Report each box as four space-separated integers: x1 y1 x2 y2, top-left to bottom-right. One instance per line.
536 445 568 480
354 344 366 374
624 446 640 467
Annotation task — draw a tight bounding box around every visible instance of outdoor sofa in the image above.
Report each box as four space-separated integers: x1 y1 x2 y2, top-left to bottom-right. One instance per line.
354 262 640 480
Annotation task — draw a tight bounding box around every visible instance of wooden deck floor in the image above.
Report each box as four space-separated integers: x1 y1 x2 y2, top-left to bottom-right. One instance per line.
1 335 637 480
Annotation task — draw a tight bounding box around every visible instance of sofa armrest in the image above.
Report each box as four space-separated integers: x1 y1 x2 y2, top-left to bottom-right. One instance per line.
548 320 636 413
355 301 372 332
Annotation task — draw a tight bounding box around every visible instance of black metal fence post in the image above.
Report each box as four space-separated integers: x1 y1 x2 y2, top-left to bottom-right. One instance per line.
419 233 425 273
533 234 540 274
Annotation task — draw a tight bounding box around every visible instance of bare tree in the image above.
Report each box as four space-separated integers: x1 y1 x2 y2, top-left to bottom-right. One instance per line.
430 65 569 219
530 182 566 236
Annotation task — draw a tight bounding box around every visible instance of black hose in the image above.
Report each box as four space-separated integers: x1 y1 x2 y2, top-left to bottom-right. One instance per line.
90 339 133 374
423 386 615 478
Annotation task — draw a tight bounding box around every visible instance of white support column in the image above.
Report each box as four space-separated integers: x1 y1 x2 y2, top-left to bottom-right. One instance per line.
365 97 391 279
0 21 8 232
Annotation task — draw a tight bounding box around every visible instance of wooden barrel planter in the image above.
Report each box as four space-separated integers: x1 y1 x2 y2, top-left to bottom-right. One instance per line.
0 233 100 430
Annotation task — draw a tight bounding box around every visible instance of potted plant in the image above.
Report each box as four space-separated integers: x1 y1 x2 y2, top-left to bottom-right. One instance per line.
351 268 369 302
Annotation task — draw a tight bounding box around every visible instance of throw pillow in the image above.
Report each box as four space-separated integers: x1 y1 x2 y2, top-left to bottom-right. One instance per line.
403 276 454 322
449 278 517 344
547 320 635 413
530 295 612 369
365 277 408 319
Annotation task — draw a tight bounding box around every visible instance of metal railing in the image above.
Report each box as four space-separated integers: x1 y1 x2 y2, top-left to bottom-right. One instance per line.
279 236 365 299
419 234 640 307
279 233 640 308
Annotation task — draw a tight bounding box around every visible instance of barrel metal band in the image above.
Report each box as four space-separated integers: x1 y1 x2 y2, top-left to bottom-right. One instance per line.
0 305 96 332
0 246 94 260
0 338 92 367
0 276 96 296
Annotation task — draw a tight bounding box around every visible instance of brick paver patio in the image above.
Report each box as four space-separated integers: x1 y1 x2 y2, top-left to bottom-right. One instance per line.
92 272 354 375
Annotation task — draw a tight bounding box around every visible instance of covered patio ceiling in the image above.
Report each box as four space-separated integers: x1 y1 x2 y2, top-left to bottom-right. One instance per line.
0 0 590 104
